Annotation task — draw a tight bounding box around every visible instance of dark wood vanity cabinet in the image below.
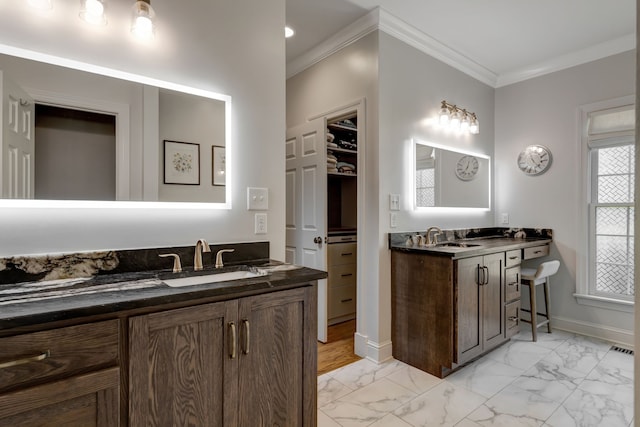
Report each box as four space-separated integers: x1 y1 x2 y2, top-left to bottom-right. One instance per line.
391 246 533 378
456 253 504 364
0 320 120 426
129 286 317 427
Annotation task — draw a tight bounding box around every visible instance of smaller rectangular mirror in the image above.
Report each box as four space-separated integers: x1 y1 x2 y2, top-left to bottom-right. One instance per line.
414 139 490 209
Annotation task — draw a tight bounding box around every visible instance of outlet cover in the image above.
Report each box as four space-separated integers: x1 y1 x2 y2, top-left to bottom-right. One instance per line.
247 187 269 210
501 213 509 224
390 212 398 228
255 213 267 234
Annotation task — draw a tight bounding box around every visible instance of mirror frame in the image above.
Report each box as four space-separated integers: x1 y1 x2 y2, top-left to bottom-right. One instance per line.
413 138 491 211
0 44 232 209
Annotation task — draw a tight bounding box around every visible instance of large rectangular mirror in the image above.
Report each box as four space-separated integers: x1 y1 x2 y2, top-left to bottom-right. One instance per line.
0 51 230 205
414 139 490 209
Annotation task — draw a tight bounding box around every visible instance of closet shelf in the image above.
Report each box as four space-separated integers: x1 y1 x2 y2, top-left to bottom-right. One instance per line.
328 172 357 177
328 123 358 132
328 147 357 155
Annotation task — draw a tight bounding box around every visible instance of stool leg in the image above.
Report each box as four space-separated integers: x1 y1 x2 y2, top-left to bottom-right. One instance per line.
529 280 537 342
543 278 552 333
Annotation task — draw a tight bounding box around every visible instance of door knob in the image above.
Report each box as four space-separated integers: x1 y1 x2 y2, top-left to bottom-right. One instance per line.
313 236 322 244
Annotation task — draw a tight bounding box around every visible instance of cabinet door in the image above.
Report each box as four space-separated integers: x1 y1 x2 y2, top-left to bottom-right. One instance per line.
0 368 119 427
129 301 238 427
237 287 317 427
456 256 483 363
482 253 504 348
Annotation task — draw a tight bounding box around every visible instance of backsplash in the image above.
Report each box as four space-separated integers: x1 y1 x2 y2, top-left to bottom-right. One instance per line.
0 242 269 285
388 227 553 247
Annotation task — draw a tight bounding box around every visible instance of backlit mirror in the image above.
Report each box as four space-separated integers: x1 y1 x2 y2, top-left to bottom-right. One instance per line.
0 51 230 205
414 139 490 209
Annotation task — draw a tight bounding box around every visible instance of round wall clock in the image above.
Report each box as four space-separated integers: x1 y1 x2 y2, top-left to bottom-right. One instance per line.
455 155 479 181
517 145 552 176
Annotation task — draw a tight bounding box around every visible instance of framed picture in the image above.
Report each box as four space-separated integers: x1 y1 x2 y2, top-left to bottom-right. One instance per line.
212 145 226 186
164 140 200 185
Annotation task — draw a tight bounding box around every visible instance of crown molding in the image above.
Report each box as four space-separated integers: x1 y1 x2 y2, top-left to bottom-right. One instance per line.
286 9 379 79
286 7 635 88
376 9 498 87
497 33 636 87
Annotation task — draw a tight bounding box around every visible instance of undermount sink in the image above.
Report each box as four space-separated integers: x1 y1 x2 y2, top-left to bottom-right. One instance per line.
436 242 481 248
163 269 267 288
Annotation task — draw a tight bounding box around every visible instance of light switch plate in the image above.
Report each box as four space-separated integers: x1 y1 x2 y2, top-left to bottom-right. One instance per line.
255 213 267 234
247 187 269 210
390 194 400 211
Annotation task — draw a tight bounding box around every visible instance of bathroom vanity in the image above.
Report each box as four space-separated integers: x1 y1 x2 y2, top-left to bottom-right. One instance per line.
0 242 325 426
389 228 552 378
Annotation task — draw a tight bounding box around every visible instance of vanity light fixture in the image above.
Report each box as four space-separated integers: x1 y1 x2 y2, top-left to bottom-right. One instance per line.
27 0 52 10
131 0 156 40
79 0 107 25
438 100 480 135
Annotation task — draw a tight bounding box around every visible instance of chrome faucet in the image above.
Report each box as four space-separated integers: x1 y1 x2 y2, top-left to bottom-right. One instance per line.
425 226 443 246
215 249 235 269
194 239 211 271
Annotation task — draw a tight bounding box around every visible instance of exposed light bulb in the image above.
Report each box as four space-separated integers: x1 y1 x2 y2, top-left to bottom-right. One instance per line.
460 110 470 132
469 114 479 134
27 0 52 10
80 0 106 25
450 107 461 129
439 101 449 125
285 26 295 38
131 0 155 40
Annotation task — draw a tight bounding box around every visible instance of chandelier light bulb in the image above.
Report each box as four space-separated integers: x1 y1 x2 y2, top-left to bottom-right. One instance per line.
439 101 450 125
80 0 106 25
450 107 461 129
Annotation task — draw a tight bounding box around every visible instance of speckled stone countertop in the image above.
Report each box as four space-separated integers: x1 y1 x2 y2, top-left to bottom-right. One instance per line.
389 227 552 259
0 242 327 331
0 262 327 331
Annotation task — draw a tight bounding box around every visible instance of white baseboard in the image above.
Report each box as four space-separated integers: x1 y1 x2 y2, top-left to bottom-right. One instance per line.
552 316 634 349
353 332 394 363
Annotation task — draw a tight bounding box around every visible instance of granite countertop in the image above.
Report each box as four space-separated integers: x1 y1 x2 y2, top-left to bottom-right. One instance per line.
389 236 552 259
0 261 327 331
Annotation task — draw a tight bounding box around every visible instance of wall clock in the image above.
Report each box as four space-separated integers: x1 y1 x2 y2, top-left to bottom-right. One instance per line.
455 155 479 181
517 145 552 176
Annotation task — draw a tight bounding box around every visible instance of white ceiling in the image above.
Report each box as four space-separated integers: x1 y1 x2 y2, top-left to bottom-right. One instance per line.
286 0 636 86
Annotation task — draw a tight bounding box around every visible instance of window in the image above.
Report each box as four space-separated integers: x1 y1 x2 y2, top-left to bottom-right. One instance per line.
582 102 635 307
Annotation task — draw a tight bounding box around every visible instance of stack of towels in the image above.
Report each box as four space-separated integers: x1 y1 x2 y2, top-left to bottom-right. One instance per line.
327 132 338 173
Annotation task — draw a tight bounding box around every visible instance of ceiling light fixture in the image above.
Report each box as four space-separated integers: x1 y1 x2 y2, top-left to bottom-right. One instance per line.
131 0 156 40
27 0 52 10
438 100 479 134
285 26 295 38
79 0 106 25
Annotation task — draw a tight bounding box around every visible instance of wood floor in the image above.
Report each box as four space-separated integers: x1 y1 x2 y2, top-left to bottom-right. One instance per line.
317 320 361 376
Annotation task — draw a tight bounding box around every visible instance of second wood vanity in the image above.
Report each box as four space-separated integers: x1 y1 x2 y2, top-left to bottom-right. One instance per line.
389 228 552 378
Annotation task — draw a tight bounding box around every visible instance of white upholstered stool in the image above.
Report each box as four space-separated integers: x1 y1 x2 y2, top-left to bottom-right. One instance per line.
520 260 560 342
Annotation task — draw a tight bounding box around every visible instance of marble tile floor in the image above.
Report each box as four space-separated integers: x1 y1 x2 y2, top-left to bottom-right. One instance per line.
318 329 634 427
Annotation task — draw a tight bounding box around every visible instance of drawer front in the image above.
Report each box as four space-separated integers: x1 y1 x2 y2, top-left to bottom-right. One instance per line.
505 301 521 338
328 263 356 288
505 249 522 267
505 266 521 302
0 320 119 392
328 284 356 319
328 243 357 266
523 245 550 260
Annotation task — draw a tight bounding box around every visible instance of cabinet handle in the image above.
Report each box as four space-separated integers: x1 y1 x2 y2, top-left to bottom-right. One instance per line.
228 322 236 359
341 273 353 277
534 250 542 254
341 252 353 256
509 256 519 260
241 319 250 355
508 316 519 322
483 266 489 285
0 350 50 369
476 265 482 286
340 298 353 303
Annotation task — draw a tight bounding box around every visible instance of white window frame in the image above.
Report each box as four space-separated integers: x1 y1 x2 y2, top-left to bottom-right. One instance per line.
576 95 635 313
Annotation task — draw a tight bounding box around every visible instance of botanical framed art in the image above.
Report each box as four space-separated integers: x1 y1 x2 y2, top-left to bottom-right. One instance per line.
164 140 200 185
212 145 226 186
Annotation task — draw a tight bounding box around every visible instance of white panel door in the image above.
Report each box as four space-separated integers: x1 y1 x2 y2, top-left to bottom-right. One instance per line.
1 71 34 199
285 118 329 342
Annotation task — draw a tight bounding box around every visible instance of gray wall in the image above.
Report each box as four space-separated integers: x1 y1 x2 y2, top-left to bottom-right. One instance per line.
495 51 635 343
0 0 286 257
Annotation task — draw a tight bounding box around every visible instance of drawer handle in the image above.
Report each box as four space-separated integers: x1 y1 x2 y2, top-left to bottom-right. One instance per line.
241 319 250 355
508 316 519 322
228 322 236 359
0 350 50 369
341 252 353 256
341 273 353 277
509 256 519 260
340 298 353 303
534 250 543 254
